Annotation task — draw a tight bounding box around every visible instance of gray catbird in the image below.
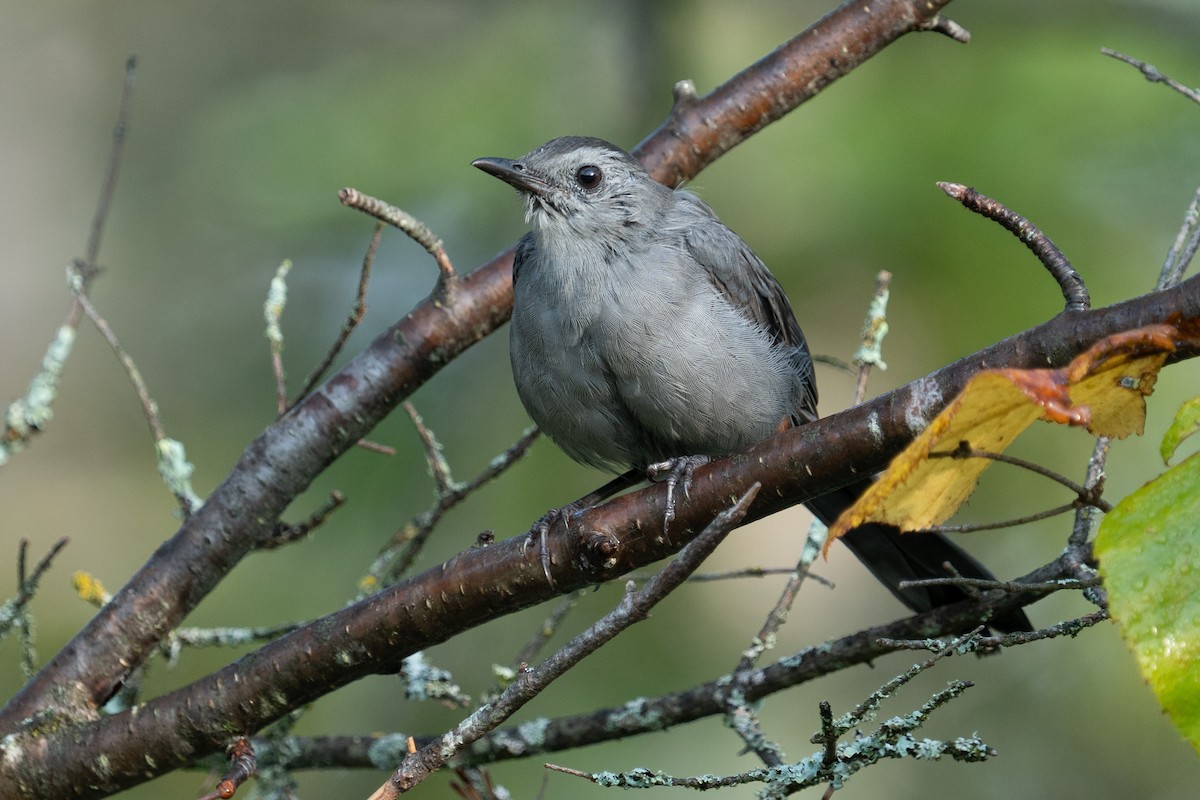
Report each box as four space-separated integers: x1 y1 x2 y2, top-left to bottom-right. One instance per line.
474 136 1031 631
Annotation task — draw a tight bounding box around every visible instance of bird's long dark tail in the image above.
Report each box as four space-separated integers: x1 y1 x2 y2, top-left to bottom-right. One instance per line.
805 486 1034 633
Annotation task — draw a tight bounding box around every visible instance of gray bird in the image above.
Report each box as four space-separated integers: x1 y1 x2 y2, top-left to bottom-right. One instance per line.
474 136 1031 631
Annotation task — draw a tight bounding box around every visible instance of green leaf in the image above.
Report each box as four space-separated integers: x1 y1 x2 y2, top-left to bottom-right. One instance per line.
1160 396 1200 465
1096 452 1200 753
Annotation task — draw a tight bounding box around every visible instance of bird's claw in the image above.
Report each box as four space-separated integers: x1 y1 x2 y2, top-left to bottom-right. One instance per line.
646 455 711 532
526 503 581 590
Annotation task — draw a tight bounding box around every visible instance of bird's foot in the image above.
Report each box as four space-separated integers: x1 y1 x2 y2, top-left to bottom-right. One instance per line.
524 503 582 590
646 455 711 532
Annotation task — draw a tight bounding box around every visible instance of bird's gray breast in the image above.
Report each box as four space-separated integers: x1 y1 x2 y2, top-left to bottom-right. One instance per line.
510 231 798 472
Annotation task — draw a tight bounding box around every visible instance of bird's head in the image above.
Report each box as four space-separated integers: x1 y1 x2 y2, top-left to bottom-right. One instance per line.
473 136 671 238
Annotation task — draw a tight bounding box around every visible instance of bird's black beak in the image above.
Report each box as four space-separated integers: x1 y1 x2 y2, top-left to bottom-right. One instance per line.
472 157 550 197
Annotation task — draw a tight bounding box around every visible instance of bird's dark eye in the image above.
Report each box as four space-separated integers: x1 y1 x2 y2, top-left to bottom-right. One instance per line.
575 165 602 190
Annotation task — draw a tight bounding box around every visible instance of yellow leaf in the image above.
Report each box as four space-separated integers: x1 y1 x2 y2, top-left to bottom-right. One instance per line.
825 325 1175 553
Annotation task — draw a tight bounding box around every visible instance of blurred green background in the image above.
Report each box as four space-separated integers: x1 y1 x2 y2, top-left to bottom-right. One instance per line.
2 0 1199 797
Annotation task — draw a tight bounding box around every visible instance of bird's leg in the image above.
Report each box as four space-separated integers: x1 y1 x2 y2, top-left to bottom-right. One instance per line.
524 469 643 590
646 455 711 531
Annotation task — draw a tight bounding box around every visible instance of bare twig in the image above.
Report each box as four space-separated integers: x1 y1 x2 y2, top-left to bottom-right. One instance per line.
1159 187 1200 290
932 444 1112 512
339 188 459 304
67 279 160 440
449 767 506 800
75 55 138 304
636 0 962 185
938 182 1090 312
68 266 202 514
1101 48 1200 105
370 485 761 799
298 222 383 402
405 401 453 493
356 439 398 455
920 502 1080 533
512 592 585 668
366 422 541 590
626 566 833 587
263 490 348 549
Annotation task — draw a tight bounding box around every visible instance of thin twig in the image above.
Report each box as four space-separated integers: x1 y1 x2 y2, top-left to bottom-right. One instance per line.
1101 48 1200 105
371 485 761 799
931 444 1112 512
852 270 892 405
512 592 584 668
297 222 383 402
73 55 139 307
357 439 398 455
366 424 542 590
68 267 201 514
811 353 857 374
919 501 1079 533
68 286 159 436
263 490 348 549
405 401 453 493
626 566 834 587
339 188 459 304
938 182 1090 312
1159 187 1200 290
